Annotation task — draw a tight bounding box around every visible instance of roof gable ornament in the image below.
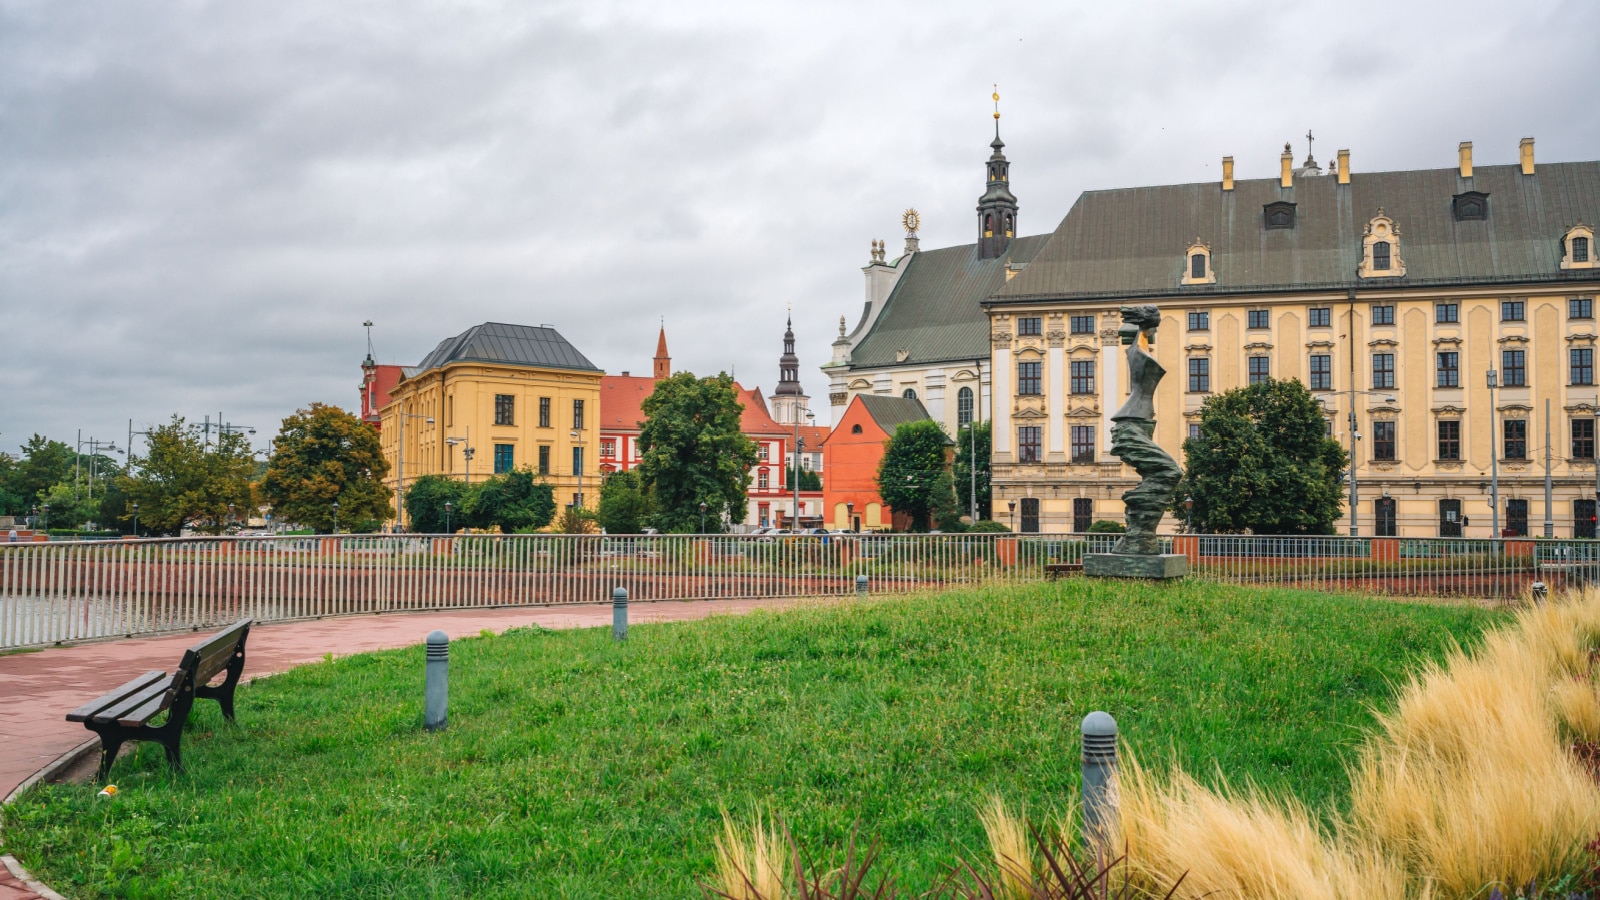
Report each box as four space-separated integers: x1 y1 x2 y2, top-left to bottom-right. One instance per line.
1180 238 1216 286
1562 224 1595 271
1358 209 1407 279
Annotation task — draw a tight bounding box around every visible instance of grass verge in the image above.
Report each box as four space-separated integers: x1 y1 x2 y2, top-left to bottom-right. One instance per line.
0 580 1500 898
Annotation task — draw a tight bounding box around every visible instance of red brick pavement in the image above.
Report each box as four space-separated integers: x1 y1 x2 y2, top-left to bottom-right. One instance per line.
0 598 806 900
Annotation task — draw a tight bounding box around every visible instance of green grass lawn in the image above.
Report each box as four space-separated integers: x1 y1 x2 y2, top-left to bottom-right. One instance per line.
1 581 1503 898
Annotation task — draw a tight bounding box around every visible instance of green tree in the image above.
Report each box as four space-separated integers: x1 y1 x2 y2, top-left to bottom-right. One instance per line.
597 469 652 534
465 468 556 533
877 419 954 532
404 475 469 534
784 465 822 491
118 417 257 535
953 420 992 521
0 435 74 515
37 482 99 531
261 403 391 533
636 372 759 533
0 454 22 516
1177 377 1349 534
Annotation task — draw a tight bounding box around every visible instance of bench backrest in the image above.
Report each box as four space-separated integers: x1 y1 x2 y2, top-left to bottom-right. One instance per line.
175 619 253 690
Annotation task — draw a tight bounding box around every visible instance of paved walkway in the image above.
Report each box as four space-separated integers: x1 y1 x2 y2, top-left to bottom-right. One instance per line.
0 598 803 802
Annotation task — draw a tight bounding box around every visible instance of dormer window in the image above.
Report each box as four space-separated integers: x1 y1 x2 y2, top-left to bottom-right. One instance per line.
1181 238 1216 285
1263 201 1296 230
1359 210 1406 279
1563 225 1596 270
1452 191 1489 221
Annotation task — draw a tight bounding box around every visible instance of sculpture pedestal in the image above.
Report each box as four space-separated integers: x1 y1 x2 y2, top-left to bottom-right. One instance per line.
1083 553 1188 580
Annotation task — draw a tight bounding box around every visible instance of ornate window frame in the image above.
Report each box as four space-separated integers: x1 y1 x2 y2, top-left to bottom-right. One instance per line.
1358 209 1407 278
1562 224 1595 270
1181 238 1216 285
1452 191 1489 222
1263 201 1296 230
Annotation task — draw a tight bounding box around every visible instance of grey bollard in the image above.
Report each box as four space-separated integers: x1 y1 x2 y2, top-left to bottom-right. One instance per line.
856 574 868 596
1531 581 1548 605
1081 711 1118 848
613 586 628 641
424 630 449 731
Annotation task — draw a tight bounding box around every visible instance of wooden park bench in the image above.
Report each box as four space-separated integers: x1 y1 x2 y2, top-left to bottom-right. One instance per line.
66 619 253 780
1045 562 1084 579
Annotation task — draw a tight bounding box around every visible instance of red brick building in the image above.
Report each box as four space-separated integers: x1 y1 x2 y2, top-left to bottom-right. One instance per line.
821 394 940 531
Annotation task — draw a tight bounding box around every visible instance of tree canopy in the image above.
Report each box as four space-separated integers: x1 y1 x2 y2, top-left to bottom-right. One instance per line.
597 469 652 534
636 372 758 533
877 419 955 532
465 468 556 533
0 435 75 516
1177 377 1349 534
118 417 257 536
952 420 992 522
260 403 391 533
403 475 470 534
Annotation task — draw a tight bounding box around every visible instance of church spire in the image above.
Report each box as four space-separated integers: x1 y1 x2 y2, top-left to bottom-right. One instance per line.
977 86 1019 260
653 324 670 380
775 313 802 396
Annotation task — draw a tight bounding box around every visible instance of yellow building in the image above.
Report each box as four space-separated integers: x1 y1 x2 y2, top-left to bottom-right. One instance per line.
379 322 603 526
983 140 1600 537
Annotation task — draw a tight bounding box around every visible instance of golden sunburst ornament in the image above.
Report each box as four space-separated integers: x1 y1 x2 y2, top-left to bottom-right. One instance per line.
901 208 921 235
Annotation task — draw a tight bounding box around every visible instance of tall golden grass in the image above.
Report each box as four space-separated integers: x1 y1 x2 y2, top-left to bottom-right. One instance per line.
711 808 792 900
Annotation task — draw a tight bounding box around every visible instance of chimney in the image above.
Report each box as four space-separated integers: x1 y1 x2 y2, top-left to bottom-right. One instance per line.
1280 143 1293 188
1222 156 1235 191
1458 141 1473 178
1337 149 1350 185
1520 137 1535 175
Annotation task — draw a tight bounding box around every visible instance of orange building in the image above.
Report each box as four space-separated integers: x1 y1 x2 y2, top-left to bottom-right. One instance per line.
821 394 941 531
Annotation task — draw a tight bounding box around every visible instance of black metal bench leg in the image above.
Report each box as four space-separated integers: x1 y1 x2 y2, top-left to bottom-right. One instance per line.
160 735 183 772
93 732 125 782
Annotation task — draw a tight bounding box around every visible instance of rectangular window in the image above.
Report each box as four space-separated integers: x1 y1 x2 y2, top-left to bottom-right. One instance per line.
1070 360 1095 394
1436 351 1459 388
1072 498 1093 533
1248 309 1270 329
1573 348 1594 385
1017 317 1042 336
1572 297 1594 319
1507 498 1529 537
1188 357 1210 393
1187 311 1210 331
759 443 770 461
494 394 515 426
1187 423 1201 442
1372 353 1395 389
538 445 550 475
601 439 616 458
1020 497 1040 533
1017 360 1042 395
1309 354 1332 390
757 470 769 490
1373 242 1392 271
1373 420 1396 461
1070 425 1095 463
1575 418 1597 460
1576 238 1592 264
1504 418 1527 460
1371 305 1395 326
494 444 514 474
572 446 583 477
1577 499 1598 539
539 397 551 428
1438 420 1461 460
1501 300 1525 321
573 399 585 430
1069 315 1095 335
1248 355 1270 385
1436 302 1458 323
1017 426 1042 463
1502 349 1526 387
1309 307 1331 327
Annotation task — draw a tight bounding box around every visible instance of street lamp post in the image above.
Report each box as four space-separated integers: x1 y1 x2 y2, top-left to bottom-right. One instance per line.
1008 499 1017 532
132 502 139 538
395 410 435 532
1488 369 1500 540
445 500 453 534
1326 391 1395 536
698 501 708 534
332 500 340 535
792 408 814 532
41 504 49 532
570 429 586 510
1184 495 1194 532
227 503 236 533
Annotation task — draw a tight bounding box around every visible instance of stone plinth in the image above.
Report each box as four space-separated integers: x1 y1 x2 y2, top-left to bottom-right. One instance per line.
1084 553 1188 580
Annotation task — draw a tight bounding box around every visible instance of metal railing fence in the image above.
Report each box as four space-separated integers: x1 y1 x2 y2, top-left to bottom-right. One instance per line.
2 533 1591 649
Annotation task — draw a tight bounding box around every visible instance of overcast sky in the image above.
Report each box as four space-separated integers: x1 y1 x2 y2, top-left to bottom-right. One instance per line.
2 0 1596 457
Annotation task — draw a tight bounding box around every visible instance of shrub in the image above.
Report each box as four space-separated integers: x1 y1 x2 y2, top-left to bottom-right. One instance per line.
968 519 1011 533
1086 520 1126 534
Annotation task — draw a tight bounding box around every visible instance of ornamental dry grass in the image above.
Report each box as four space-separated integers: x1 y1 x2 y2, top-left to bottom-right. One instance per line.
1116 587 1600 899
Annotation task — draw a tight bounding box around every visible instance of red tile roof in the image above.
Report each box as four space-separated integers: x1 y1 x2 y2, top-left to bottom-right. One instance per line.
599 376 789 438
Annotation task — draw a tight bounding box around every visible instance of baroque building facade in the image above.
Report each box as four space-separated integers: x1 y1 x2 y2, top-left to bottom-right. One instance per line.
984 139 1600 537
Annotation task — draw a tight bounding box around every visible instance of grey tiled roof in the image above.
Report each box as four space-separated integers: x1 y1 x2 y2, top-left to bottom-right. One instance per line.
850 235 1052 368
856 394 952 443
992 161 1600 303
410 322 601 376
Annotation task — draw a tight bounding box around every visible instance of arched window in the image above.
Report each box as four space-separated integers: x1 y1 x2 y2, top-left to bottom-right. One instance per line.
1190 253 1206 279
758 469 769 490
1373 241 1391 271
902 388 918 400
851 424 863 434
957 387 974 426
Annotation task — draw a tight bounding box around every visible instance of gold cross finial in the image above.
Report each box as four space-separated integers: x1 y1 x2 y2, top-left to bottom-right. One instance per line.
992 85 1000 120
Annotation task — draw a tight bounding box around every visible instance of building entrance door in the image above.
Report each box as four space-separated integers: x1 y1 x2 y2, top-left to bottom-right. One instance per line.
1506 499 1528 537
1374 497 1397 537
1072 498 1093 533
1439 499 1463 537
1020 498 1040 533
1577 499 1597 539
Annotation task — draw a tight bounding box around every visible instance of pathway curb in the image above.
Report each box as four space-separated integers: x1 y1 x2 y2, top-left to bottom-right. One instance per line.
1 854 65 900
